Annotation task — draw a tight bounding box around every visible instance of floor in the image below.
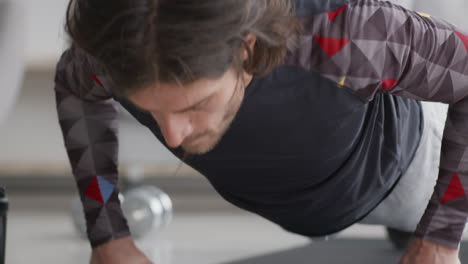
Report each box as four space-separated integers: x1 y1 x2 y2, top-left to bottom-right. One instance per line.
5 192 468 264
3 192 372 264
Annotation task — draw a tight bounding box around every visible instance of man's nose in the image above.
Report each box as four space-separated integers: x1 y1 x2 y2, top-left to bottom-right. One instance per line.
155 113 193 148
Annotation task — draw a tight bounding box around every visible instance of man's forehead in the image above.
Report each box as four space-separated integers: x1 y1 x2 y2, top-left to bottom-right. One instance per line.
129 78 220 112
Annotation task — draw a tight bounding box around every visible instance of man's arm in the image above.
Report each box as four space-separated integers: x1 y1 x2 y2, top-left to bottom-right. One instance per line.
287 0 468 249
54 44 131 248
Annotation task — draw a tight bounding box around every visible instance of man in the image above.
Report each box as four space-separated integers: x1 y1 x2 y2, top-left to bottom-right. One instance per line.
55 0 468 263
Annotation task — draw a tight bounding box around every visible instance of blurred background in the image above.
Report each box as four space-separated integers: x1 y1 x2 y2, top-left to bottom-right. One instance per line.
0 0 468 263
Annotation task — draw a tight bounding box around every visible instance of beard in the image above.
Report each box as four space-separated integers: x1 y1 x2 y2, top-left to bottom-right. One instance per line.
181 86 245 155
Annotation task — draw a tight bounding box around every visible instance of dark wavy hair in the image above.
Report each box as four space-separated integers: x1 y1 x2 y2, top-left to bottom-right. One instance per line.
64 0 303 98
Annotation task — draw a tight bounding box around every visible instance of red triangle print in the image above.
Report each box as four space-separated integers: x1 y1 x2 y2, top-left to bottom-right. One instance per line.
85 176 104 204
382 79 398 91
455 32 468 52
327 5 348 22
313 36 350 57
441 172 466 204
91 74 104 87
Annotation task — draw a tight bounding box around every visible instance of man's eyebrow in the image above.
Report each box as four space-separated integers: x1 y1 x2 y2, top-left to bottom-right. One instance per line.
131 92 214 113
174 94 212 113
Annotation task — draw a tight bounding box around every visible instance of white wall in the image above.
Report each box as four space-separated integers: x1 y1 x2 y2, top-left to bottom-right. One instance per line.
0 0 26 123
413 0 468 29
22 0 69 67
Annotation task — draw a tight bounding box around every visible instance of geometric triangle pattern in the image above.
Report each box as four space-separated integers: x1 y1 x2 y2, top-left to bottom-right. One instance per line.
97 175 115 204
417 12 431 19
313 36 351 58
85 176 104 204
53 45 130 248
382 79 398 91
283 0 468 250
85 175 116 205
327 4 348 22
455 32 468 53
441 172 466 204
91 74 104 87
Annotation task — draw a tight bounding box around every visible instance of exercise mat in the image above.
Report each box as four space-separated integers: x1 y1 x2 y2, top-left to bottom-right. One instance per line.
222 238 468 264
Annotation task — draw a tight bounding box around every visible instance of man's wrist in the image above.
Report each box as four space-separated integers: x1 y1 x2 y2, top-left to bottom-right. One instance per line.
400 237 461 264
91 236 153 264
413 231 461 251
92 235 135 254
90 230 132 249
409 236 459 254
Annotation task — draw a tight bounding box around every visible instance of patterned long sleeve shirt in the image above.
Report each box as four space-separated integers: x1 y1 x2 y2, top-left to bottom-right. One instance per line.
54 0 468 249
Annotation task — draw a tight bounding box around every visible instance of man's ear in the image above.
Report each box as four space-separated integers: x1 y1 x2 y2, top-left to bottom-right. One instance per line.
241 33 257 61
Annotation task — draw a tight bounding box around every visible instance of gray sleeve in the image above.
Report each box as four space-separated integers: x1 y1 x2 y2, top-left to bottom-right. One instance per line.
54 45 131 248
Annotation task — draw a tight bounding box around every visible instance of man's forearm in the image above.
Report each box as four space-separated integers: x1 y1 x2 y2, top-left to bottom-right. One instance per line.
54 46 131 248
414 124 468 249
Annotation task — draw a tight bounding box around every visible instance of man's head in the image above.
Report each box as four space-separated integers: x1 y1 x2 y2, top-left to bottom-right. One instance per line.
65 0 302 155
128 34 256 154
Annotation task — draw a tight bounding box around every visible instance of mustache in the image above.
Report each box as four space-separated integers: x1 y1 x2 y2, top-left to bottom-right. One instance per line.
184 130 212 143
184 104 237 145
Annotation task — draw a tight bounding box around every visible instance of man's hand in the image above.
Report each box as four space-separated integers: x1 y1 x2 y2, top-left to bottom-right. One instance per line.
398 237 460 264
89 236 153 264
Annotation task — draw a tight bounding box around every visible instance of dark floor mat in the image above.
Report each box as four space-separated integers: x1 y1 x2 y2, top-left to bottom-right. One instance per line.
222 238 468 264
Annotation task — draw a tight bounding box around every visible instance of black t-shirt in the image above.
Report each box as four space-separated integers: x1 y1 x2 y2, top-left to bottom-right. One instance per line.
117 63 423 237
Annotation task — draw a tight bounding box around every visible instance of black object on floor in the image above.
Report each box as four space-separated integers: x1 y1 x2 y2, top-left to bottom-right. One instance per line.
0 187 8 264
386 227 413 250
222 238 468 264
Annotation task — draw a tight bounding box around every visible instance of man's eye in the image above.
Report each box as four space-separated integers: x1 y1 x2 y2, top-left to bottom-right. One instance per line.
191 100 209 111
189 106 203 112
193 104 204 110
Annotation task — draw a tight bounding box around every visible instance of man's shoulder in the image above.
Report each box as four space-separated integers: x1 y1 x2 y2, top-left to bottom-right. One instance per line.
293 0 357 17
55 44 114 100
